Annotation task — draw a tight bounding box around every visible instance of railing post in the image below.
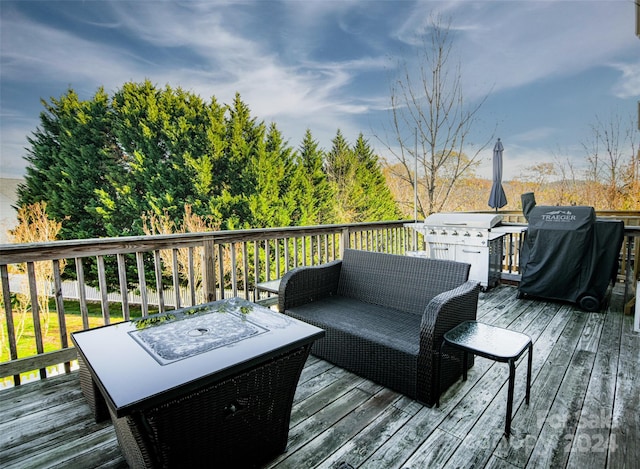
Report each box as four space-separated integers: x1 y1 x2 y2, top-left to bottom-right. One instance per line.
203 239 217 303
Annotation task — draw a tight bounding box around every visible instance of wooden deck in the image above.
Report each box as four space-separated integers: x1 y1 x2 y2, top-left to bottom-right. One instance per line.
1 284 638 468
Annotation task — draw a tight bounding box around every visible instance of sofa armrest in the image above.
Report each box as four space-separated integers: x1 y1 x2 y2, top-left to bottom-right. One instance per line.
278 260 343 312
416 280 481 404
419 280 481 348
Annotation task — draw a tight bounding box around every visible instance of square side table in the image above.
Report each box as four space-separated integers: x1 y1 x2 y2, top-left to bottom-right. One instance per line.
436 320 532 437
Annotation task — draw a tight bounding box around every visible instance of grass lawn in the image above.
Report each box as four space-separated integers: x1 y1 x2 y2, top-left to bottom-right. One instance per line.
1 299 158 387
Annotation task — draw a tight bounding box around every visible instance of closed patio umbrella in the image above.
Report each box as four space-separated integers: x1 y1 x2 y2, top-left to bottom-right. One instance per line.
488 138 507 210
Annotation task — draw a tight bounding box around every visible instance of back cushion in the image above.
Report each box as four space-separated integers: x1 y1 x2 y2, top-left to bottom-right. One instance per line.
337 249 470 315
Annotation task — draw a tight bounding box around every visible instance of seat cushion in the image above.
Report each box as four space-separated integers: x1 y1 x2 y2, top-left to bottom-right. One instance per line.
285 296 421 399
287 296 420 355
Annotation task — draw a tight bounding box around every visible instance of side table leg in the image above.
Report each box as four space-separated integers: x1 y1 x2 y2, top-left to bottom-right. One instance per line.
436 340 446 407
506 359 516 437
526 342 532 404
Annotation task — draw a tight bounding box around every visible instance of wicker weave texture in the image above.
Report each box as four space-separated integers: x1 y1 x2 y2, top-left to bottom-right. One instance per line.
77 354 110 423
337 249 472 315
279 249 480 406
111 345 311 468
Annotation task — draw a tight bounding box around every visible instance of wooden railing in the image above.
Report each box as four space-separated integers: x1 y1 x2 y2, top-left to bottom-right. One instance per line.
0 221 414 386
1 212 637 388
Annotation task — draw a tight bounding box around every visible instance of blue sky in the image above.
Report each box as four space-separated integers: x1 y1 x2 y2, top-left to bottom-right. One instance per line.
1 0 638 181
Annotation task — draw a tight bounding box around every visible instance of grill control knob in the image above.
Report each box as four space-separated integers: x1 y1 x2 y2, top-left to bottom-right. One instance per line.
452 230 458 236
441 229 447 235
464 231 470 237
429 229 436 235
476 232 483 237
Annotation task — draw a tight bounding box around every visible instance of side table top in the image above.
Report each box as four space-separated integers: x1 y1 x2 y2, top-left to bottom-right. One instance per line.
444 320 531 360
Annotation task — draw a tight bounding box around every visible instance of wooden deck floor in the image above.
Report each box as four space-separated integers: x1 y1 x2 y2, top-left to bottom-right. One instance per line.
1 285 638 469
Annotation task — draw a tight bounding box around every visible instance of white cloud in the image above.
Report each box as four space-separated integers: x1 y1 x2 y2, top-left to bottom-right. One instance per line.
1 1 389 168
610 61 640 98
512 127 560 143
407 1 637 101
1 0 637 181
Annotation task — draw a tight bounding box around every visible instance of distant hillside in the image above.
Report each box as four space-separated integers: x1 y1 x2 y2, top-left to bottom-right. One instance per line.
0 178 22 243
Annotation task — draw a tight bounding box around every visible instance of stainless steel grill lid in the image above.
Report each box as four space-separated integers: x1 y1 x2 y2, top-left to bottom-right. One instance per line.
422 213 503 229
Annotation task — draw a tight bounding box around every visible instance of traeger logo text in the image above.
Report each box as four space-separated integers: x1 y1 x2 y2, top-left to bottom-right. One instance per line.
541 210 576 222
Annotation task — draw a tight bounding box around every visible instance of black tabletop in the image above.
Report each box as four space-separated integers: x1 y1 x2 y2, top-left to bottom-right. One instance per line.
72 297 324 417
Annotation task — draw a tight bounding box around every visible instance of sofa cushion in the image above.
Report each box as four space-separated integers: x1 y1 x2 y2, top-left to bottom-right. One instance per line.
286 296 420 355
286 295 422 398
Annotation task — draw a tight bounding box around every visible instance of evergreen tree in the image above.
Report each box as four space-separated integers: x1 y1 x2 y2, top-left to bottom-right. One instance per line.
95 81 211 235
17 88 115 240
183 96 228 218
210 93 262 229
248 123 296 228
325 130 359 222
325 130 399 222
290 129 335 225
17 82 399 246
352 133 400 221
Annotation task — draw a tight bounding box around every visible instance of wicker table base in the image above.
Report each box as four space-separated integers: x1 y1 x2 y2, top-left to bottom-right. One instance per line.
111 344 311 468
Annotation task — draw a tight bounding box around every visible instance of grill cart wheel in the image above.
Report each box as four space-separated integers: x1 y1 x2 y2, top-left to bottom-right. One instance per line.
578 294 600 312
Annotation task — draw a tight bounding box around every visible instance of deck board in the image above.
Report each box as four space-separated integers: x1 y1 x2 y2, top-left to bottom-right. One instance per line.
0 284 637 469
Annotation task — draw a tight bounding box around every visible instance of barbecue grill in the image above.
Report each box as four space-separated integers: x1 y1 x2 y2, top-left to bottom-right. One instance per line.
406 213 505 289
517 193 625 311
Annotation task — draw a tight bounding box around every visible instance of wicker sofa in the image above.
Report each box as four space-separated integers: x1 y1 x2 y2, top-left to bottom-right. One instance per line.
278 249 481 406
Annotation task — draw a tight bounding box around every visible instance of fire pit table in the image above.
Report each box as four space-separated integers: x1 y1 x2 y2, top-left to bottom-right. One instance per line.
72 297 324 468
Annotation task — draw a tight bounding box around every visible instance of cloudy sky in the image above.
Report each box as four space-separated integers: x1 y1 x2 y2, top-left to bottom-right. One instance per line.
1 0 638 181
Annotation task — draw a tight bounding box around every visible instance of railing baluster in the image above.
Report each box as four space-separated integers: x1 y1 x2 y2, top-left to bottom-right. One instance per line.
242 242 249 300
265 240 271 281
302 236 307 266
26 262 46 379
117 253 130 321
1 264 20 385
230 242 238 297
153 251 165 313
217 244 225 299
75 258 89 329
188 247 196 306
202 240 216 303
253 240 259 302
52 259 70 373
284 238 290 272
96 256 111 325
171 249 181 309
136 252 149 317
323 234 329 262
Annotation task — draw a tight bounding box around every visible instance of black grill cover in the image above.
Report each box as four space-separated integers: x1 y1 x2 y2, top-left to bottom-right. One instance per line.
519 193 624 311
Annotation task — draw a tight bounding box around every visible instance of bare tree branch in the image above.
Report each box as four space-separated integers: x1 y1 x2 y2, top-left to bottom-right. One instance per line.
376 14 493 216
